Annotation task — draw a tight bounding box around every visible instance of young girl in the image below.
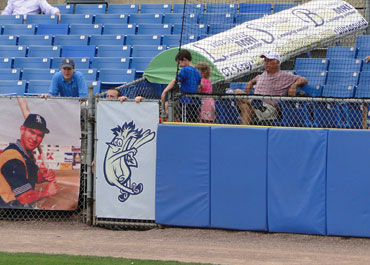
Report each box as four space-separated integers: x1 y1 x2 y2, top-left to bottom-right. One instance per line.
196 62 215 123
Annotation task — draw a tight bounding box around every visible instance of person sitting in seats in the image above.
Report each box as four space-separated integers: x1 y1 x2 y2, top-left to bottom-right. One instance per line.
234 51 308 125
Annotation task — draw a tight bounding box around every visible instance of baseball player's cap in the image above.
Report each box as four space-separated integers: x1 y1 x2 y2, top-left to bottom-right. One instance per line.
61 58 75 69
23 114 50 134
260 51 280 62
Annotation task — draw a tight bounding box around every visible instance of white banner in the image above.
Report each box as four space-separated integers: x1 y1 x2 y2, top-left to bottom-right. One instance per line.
184 0 368 80
95 101 158 220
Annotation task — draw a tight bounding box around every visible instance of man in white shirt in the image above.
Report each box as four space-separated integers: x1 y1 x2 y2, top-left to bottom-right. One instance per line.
2 0 61 20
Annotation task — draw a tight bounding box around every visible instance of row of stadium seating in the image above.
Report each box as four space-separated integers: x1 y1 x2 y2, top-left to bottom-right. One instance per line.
52 3 293 15
0 68 136 83
0 23 237 36
0 13 269 25
0 45 165 60
0 34 196 46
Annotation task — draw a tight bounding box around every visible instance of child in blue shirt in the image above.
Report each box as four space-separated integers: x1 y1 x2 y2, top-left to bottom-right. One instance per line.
161 49 201 123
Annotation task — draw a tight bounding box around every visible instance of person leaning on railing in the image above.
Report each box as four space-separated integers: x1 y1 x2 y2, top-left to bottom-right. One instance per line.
234 51 308 125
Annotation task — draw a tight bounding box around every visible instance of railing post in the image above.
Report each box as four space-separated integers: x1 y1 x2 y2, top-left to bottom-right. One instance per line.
86 85 95 225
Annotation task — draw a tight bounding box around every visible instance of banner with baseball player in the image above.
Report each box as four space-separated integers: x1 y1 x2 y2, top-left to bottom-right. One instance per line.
95 100 158 220
0 97 81 210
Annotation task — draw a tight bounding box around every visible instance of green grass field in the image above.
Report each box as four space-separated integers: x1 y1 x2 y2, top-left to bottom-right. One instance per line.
0 252 212 265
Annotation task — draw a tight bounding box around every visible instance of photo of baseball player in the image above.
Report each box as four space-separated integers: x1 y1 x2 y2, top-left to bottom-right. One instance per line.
0 97 82 210
0 114 57 208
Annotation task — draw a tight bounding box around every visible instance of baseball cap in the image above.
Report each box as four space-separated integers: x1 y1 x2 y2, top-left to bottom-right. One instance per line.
23 114 50 134
260 51 280 61
61 58 75 69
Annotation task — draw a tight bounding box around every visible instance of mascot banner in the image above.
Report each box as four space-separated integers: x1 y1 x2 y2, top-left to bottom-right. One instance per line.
95 100 158 220
0 97 81 210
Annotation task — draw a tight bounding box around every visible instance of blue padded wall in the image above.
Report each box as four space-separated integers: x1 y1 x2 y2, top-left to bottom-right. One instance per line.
327 130 370 237
268 128 327 235
210 127 268 231
155 125 211 227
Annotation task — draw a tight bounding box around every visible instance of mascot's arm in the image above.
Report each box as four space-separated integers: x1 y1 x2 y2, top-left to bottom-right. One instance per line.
17 181 58 204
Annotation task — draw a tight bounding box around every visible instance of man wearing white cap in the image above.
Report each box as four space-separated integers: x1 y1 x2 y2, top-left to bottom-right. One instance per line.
235 51 307 125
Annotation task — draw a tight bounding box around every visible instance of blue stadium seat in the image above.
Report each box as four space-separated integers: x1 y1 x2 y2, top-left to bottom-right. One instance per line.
94 14 128 24
22 68 56 80
0 45 26 57
295 58 329 72
79 68 97 81
358 71 370 85
140 4 172 14
96 45 131 57
355 35 370 48
51 57 90 69
36 24 69 35
205 3 237 13
198 13 235 25
314 85 360 128
301 84 323 97
99 68 135 84
273 3 294 13
326 71 359 86
208 24 235 35
14 57 51 69
0 15 23 24
54 4 74 14
2 24 36 35
326 46 357 59
74 4 107 14
235 13 265 24
0 57 12 69
131 45 165 58
60 14 94 24
163 13 198 24
0 68 21 80
54 35 89 45
131 57 152 72
69 24 102 35
129 13 163 24
61 45 96 58
137 24 172 35
328 58 362 72
229 82 247 90
356 47 370 60
173 4 204 14
89 80 102 95
102 24 136 35
322 84 355 98
91 57 129 69
27 45 61 57
173 23 208 35
162 34 197 46
239 3 272 14
25 14 58 24
354 84 370 98
295 70 327 86
18 35 52 46
107 4 139 14
89 34 124 46
0 35 17 45
0 80 25 95
26 80 51 94
125 34 161 45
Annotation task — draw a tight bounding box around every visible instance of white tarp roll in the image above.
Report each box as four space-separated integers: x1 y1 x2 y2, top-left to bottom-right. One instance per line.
183 0 368 81
95 101 158 220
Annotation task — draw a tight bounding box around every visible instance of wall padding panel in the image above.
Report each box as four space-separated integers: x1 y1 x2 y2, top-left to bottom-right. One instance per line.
210 127 268 231
155 125 211 227
327 130 370 237
268 128 327 235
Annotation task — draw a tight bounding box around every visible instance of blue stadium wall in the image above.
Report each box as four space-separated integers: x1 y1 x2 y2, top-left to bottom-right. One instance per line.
156 124 370 237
